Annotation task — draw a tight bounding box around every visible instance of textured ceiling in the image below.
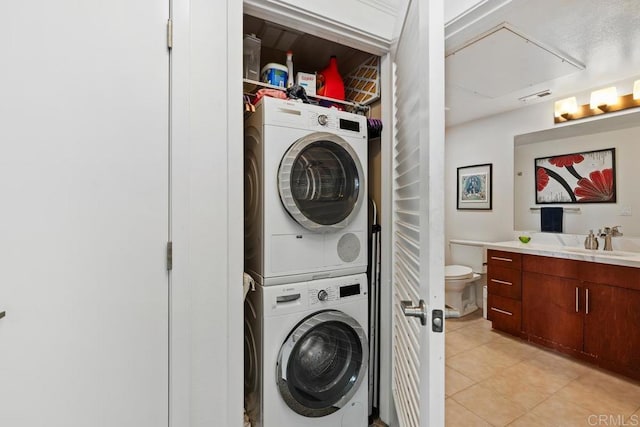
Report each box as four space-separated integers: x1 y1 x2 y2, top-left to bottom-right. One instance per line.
447 24 584 98
445 0 640 126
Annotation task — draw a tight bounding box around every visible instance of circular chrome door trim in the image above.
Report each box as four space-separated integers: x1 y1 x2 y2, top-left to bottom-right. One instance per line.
276 310 368 418
278 132 364 233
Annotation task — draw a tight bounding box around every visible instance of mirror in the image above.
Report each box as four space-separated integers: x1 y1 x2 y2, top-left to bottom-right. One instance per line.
514 111 640 237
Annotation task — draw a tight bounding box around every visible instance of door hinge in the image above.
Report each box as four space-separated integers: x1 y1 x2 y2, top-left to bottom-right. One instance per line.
167 19 173 50
166 241 173 271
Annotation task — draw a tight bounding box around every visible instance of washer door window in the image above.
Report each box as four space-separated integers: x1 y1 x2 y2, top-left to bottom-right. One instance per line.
279 132 363 232
276 310 368 418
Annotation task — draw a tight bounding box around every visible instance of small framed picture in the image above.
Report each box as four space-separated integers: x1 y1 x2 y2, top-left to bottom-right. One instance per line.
457 163 492 210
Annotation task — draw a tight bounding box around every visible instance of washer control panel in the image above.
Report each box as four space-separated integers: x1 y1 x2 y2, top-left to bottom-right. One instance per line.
308 281 363 305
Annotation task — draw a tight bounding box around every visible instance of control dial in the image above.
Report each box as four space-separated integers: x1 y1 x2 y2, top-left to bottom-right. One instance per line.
317 114 328 126
317 289 329 301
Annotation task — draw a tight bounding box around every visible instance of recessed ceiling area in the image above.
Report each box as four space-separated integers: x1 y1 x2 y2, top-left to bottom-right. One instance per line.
445 0 640 126
446 24 583 99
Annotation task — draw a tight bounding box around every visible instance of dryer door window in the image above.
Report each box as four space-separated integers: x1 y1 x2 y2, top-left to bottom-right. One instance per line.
278 132 364 232
276 310 368 418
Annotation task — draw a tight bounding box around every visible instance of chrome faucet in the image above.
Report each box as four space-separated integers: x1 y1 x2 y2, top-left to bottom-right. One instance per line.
599 226 623 251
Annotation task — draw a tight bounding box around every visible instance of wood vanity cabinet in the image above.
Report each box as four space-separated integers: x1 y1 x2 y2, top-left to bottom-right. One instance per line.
487 250 640 381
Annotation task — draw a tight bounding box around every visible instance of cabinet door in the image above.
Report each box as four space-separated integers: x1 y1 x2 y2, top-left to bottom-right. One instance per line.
523 272 583 353
0 1 169 425
583 283 640 379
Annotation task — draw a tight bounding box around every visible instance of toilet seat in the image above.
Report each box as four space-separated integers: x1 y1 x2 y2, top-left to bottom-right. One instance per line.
445 264 473 280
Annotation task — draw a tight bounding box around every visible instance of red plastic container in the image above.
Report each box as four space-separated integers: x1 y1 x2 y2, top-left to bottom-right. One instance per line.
316 56 345 100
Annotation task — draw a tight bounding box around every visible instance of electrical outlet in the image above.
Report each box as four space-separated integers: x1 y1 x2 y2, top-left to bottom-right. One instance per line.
620 206 632 216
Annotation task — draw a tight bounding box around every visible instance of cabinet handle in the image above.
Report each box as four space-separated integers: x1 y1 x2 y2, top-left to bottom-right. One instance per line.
491 279 513 286
490 307 513 316
491 256 513 262
585 288 590 315
0 311 4 320
575 287 579 313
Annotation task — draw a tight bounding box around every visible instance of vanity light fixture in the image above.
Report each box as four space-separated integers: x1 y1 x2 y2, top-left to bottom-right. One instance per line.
554 80 640 124
589 86 618 111
554 97 578 119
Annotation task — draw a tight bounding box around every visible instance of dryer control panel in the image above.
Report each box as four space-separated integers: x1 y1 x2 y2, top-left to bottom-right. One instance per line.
260 97 367 139
307 111 366 138
309 112 337 130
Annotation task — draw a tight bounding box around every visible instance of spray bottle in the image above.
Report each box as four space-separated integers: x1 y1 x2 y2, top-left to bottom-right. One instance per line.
286 51 294 88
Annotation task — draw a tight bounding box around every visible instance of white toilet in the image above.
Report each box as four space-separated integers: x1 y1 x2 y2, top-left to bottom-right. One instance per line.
445 240 487 318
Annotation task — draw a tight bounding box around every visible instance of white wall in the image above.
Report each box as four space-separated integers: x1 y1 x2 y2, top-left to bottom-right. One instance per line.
445 102 550 249
171 0 243 426
445 75 640 261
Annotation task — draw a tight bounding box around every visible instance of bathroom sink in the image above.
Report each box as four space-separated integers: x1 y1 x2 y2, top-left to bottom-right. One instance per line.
563 247 640 258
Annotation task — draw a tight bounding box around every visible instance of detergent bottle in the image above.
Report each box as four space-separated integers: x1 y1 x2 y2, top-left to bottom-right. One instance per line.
316 56 345 100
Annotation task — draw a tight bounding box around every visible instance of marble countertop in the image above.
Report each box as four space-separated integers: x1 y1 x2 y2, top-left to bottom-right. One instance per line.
485 240 640 268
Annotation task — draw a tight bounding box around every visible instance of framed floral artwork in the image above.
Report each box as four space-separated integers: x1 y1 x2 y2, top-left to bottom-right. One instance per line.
457 163 492 210
535 148 616 204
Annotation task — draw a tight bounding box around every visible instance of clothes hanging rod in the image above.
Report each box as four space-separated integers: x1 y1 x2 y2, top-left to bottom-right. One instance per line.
530 207 581 212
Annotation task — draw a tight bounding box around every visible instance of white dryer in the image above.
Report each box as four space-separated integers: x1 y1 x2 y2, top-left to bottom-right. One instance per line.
244 274 369 427
245 97 368 286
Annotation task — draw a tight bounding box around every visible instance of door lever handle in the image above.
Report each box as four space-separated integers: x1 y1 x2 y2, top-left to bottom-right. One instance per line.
401 300 427 326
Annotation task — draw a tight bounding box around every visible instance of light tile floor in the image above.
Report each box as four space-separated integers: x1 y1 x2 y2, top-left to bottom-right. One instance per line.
446 311 640 426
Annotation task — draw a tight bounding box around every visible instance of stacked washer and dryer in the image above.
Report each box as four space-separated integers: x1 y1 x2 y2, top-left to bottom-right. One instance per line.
244 97 369 427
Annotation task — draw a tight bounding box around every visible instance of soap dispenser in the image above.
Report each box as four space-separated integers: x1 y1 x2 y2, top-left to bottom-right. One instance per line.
584 230 599 250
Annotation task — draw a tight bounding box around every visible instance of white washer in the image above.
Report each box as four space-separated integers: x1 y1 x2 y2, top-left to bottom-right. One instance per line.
244 274 369 427
245 97 368 286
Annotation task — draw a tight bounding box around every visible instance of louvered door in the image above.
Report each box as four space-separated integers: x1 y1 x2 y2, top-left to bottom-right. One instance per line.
391 0 445 426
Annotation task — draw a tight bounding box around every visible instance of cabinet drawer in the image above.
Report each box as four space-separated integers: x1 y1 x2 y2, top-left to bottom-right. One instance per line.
578 262 640 291
488 294 521 335
488 265 522 299
488 250 522 269
523 254 579 278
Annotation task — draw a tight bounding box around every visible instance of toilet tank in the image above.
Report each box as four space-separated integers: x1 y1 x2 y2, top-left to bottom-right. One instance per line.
449 240 487 274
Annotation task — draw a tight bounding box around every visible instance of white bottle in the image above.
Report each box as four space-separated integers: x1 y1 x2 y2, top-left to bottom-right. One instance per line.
286 51 294 88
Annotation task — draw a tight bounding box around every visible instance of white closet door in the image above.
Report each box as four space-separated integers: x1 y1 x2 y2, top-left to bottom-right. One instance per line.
391 0 445 426
0 1 169 426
